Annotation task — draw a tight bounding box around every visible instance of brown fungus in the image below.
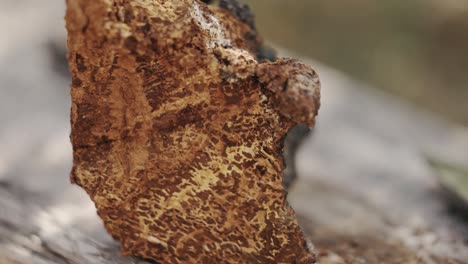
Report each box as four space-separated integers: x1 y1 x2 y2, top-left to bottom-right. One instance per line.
66 0 320 263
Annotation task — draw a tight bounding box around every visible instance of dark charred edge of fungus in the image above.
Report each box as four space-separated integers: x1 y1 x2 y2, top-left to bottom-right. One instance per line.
219 0 256 30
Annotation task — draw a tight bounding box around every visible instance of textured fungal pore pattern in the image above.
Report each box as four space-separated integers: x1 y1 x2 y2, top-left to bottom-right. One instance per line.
66 0 320 263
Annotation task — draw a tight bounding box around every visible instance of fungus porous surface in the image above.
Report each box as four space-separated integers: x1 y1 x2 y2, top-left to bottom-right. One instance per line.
66 0 320 263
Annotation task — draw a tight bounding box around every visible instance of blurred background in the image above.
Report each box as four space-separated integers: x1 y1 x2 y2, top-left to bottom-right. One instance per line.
245 0 468 125
1 0 468 263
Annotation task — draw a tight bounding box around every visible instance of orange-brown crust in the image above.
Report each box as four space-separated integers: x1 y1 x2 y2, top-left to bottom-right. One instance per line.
66 0 320 263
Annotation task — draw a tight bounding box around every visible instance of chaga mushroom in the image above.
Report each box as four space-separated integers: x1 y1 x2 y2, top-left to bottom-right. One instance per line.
66 0 320 263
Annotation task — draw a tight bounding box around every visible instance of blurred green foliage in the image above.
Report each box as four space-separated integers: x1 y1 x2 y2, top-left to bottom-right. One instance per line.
429 158 468 213
244 0 468 125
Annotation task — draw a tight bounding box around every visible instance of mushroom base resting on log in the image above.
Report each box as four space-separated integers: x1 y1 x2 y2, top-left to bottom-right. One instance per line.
66 0 320 263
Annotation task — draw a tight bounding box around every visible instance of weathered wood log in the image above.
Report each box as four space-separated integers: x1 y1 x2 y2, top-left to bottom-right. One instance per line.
0 186 150 264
